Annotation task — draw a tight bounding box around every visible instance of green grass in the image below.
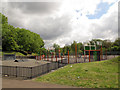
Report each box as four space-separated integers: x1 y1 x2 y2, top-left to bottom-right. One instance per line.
1 51 37 56
0 52 2 55
35 56 119 88
2 51 25 56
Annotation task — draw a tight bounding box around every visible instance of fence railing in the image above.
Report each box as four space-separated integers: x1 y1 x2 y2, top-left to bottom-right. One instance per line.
1 55 118 79
1 62 66 79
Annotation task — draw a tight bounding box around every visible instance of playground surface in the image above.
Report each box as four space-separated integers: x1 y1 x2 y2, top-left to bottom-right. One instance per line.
2 55 117 67
2 58 67 67
2 59 50 67
2 57 87 67
2 78 78 88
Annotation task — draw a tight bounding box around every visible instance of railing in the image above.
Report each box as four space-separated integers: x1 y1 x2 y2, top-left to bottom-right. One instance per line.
1 55 117 79
2 62 66 79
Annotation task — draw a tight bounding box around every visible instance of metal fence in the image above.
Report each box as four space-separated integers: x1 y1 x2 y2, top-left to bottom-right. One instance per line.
1 55 118 79
2 62 66 79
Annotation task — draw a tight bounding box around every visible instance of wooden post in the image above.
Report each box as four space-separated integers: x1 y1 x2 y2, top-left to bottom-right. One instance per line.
68 50 69 64
40 50 41 60
61 56 62 63
51 53 53 62
47 55 49 61
37 54 38 60
48 48 49 61
89 50 90 62
48 49 49 61
59 49 60 58
75 43 77 63
44 54 46 60
106 49 107 59
56 55 57 62
101 45 102 60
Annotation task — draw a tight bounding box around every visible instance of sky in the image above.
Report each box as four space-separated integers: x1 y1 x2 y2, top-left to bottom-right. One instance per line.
1 0 119 48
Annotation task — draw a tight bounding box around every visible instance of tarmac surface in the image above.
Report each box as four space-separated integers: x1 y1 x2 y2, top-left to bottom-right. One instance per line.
2 78 78 88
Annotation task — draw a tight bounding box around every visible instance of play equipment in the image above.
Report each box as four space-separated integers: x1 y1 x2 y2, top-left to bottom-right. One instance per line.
83 41 104 62
35 40 108 64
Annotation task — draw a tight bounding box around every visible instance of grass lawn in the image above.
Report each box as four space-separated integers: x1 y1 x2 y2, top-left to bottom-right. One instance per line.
2 51 25 56
1 51 38 56
0 52 2 56
35 56 119 88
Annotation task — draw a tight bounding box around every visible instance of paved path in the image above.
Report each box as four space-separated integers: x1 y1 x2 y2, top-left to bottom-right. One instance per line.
2 78 78 88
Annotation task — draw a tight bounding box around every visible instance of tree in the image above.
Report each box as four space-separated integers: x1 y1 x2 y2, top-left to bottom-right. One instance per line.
77 42 84 54
53 43 60 54
1 13 44 55
112 38 120 51
71 41 76 53
102 40 112 49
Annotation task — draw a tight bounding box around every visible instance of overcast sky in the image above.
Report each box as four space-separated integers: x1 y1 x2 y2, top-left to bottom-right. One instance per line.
1 0 119 48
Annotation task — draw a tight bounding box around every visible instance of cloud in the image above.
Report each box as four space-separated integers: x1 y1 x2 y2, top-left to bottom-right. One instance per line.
8 2 61 15
89 1 118 41
1 0 119 48
27 14 72 40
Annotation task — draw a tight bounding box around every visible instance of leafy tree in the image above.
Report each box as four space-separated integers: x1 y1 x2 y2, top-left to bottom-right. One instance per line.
1 13 44 55
53 43 60 54
111 38 120 51
71 41 76 53
102 40 112 49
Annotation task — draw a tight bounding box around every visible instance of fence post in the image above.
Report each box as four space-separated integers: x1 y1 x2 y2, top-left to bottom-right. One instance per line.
37 55 38 60
59 49 60 58
44 55 46 60
89 50 90 62
101 45 103 60
106 49 107 59
51 53 53 62
56 55 57 62
61 56 62 63
40 51 41 60
68 50 69 64
16 66 17 77
75 43 77 63
30 67 32 79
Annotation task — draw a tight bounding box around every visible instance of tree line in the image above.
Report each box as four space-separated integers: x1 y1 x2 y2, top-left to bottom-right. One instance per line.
53 38 120 55
1 13 45 55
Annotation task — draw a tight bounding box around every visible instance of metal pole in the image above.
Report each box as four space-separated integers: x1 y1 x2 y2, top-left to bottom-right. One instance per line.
84 46 86 62
51 52 53 61
75 43 77 63
56 54 57 62
44 54 46 60
40 50 41 60
37 53 38 60
59 49 60 58
68 50 69 64
61 56 62 63
101 45 102 60
89 50 90 62
106 49 107 59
